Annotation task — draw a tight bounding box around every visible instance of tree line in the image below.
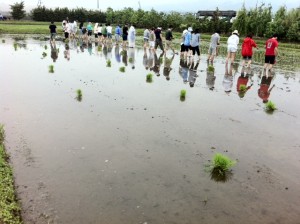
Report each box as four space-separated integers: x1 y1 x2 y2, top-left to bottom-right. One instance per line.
9 1 300 41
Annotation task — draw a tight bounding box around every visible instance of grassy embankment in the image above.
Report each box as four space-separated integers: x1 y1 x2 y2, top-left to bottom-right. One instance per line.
0 124 22 224
1 20 300 70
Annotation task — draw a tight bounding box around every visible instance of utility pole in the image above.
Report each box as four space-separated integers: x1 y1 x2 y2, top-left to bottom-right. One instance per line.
97 0 99 9
37 0 42 7
138 1 141 10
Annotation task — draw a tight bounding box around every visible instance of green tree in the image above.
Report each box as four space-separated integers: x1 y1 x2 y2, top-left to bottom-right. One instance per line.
232 4 247 35
10 1 26 20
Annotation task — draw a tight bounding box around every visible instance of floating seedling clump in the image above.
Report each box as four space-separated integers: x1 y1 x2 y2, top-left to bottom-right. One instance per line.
265 101 276 112
119 66 125 72
42 52 47 57
97 45 102 51
44 45 48 50
106 60 111 67
146 73 153 83
76 89 82 101
128 57 133 63
48 65 54 73
180 89 186 101
2 39 5 43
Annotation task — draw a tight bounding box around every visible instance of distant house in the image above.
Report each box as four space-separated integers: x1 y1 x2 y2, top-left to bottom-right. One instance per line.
197 10 237 19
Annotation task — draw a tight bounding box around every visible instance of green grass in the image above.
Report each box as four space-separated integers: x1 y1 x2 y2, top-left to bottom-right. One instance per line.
119 66 125 72
265 101 276 112
0 124 23 224
239 84 247 92
106 59 111 67
48 65 54 73
146 73 153 83
180 89 186 101
76 89 82 102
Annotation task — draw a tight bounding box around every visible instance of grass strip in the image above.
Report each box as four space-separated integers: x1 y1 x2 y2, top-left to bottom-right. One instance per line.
0 124 22 224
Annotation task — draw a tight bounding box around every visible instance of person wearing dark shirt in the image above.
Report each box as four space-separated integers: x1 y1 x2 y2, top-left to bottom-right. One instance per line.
49 21 57 42
122 24 129 48
165 25 176 54
154 27 164 53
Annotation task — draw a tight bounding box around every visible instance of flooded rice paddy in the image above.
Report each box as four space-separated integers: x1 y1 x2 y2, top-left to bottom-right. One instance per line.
1 36 300 224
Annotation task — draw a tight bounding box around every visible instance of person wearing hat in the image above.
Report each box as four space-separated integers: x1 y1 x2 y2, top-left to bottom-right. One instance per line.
226 30 239 64
154 27 164 53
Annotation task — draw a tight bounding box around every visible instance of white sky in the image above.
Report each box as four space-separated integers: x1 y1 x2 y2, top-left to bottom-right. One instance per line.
0 0 299 12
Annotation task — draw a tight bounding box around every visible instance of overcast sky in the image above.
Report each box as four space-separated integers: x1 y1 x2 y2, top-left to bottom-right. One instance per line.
0 0 299 13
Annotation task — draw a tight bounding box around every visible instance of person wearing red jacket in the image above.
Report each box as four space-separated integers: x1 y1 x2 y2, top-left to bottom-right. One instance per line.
241 34 258 68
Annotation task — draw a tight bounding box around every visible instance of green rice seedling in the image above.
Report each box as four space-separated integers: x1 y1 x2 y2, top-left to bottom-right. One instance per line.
44 45 47 50
239 84 247 92
64 38 69 44
207 65 215 72
212 153 236 174
77 42 80 46
265 101 276 112
2 39 5 43
76 89 82 102
180 89 186 101
48 65 54 73
146 73 153 83
106 59 111 67
128 57 133 63
119 66 125 72
42 52 47 57
13 42 18 51
97 45 102 51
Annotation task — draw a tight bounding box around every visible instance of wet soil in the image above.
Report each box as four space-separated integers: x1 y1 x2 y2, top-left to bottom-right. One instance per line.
0 37 300 224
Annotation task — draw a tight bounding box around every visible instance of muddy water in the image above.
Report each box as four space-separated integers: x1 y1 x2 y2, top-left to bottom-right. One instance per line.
1 37 300 224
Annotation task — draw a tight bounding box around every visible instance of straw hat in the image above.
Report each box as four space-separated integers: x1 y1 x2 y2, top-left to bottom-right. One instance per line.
232 30 239 35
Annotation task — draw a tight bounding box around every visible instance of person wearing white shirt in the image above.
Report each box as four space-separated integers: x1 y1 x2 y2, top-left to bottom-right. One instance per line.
226 30 239 64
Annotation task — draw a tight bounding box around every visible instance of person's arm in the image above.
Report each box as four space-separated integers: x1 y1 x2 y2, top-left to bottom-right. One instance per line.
268 84 275 93
274 47 278 56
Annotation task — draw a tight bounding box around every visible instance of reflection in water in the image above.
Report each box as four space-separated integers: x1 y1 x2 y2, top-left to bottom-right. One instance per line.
50 41 58 62
121 48 128 66
64 43 70 61
128 47 135 69
258 71 275 103
114 45 121 63
206 64 216 90
151 52 163 76
223 63 234 93
236 66 253 98
179 58 189 83
188 59 200 87
210 168 233 183
143 49 149 70
163 54 175 81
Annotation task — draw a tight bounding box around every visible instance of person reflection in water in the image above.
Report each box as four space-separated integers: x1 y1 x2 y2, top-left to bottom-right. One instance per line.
237 66 253 98
163 54 175 81
50 41 58 62
206 63 216 90
114 45 121 63
64 43 70 61
121 47 128 67
258 70 275 103
188 59 200 87
223 63 233 93
128 47 135 69
143 48 149 70
179 58 190 84
151 52 163 76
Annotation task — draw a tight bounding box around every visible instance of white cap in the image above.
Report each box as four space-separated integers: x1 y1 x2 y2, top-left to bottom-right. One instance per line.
188 27 193 32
